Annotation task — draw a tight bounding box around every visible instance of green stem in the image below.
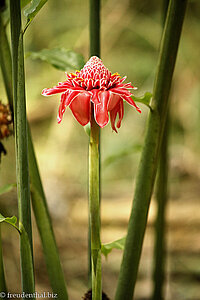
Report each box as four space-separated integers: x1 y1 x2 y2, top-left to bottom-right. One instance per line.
0 7 68 300
0 225 7 293
115 1 188 299
152 2 170 299
89 111 101 300
89 0 101 290
0 14 13 113
152 117 169 300
28 126 68 300
9 0 35 295
0 6 12 295
89 0 100 57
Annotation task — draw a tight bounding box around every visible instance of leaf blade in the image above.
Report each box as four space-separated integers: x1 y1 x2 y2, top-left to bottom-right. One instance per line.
0 183 16 195
0 213 20 233
101 237 126 258
21 0 32 9
23 0 48 27
28 48 85 71
132 92 152 108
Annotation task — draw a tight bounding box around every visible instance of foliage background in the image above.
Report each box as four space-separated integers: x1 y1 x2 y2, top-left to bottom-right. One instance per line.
0 0 200 299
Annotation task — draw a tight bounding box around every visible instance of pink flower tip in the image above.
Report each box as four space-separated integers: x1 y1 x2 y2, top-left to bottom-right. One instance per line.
42 89 48 96
57 116 62 124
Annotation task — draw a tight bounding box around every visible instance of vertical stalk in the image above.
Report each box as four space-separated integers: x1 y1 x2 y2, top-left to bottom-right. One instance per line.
152 1 170 299
28 126 68 300
0 9 8 293
9 0 35 295
0 14 13 113
89 111 101 300
89 0 100 57
0 225 7 293
152 118 169 300
88 0 102 300
115 1 188 299
0 7 68 300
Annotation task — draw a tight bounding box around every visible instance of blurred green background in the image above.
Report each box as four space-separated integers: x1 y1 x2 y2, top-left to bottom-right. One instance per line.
0 0 200 299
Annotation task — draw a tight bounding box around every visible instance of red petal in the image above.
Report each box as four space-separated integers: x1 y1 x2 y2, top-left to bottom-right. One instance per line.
109 99 124 132
57 91 81 123
109 87 132 97
122 82 137 89
117 100 124 128
118 76 127 84
121 95 141 113
90 89 100 105
42 86 68 96
110 102 120 133
69 92 91 126
94 91 110 128
58 93 67 123
42 80 84 96
107 93 121 111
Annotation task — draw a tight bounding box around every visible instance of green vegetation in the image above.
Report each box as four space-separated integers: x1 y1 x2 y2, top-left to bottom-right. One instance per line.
0 0 199 299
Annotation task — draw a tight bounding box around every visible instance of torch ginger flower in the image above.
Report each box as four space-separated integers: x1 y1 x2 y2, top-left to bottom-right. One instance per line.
42 56 141 132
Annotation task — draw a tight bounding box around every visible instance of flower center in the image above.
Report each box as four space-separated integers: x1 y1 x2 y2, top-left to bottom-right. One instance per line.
79 56 111 82
72 56 111 90
66 56 122 91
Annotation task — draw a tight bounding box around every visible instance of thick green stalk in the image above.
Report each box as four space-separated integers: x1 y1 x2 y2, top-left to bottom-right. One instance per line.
28 126 68 300
0 6 11 295
0 8 68 300
0 14 13 113
89 0 100 57
9 0 35 295
89 111 101 300
152 118 169 300
115 1 187 299
89 0 101 290
152 1 170 299
0 225 7 293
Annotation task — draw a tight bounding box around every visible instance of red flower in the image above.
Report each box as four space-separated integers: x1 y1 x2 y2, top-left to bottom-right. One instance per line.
42 56 141 132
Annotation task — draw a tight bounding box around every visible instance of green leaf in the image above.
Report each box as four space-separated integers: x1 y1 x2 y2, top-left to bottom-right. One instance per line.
132 92 152 108
28 48 85 71
21 0 32 9
0 213 20 233
101 237 126 258
0 183 16 195
23 0 48 27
